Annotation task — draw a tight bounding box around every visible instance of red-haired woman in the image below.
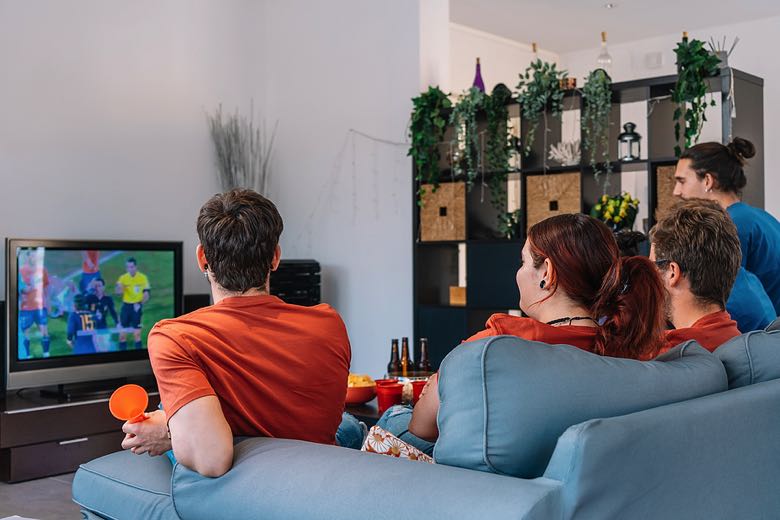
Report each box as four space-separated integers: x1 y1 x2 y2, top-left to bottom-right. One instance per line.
408 213 667 442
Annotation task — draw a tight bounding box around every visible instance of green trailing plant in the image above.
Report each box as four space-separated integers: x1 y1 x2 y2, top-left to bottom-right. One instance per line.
449 87 485 187
581 69 613 187
671 36 721 157
516 60 567 156
497 209 523 239
484 83 514 231
409 86 452 204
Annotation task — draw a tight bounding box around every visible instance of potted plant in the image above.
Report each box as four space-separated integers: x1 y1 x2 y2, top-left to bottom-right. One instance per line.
409 86 452 204
449 86 485 187
590 192 639 231
516 59 568 158
581 69 613 187
671 33 721 157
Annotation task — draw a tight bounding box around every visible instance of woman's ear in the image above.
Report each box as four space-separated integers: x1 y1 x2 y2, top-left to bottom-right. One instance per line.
541 257 553 288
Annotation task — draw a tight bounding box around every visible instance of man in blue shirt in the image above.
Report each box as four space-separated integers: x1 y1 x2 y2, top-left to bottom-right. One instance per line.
672 138 780 318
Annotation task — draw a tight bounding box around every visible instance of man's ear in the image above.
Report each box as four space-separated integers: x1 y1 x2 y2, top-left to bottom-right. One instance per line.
196 244 208 271
704 172 717 191
667 261 684 288
270 244 281 272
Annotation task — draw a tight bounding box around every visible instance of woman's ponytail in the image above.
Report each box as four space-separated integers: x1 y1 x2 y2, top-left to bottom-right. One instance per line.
592 256 667 359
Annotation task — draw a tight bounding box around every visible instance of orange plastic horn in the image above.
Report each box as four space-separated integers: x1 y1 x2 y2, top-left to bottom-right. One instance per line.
109 384 149 423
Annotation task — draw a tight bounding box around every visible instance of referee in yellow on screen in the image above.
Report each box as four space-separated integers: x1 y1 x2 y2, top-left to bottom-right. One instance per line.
115 257 151 350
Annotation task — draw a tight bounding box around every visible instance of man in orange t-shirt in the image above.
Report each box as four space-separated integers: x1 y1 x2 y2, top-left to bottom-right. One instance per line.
650 199 742 353
121 189 351 477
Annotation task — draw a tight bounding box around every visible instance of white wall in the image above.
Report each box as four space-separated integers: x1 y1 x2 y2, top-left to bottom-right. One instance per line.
261 1 419 375
449 23 558 94
0 0 264 296
560 17 780 218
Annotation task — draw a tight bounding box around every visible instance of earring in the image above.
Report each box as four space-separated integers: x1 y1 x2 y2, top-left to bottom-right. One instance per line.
203 270 209 281
540 280 546 289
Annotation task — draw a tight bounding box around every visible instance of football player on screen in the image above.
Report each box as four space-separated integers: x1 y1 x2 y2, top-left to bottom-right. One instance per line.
115 257 150 350
18 249 52 358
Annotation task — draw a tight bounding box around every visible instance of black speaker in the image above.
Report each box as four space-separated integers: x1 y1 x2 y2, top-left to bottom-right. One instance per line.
183 294 211 314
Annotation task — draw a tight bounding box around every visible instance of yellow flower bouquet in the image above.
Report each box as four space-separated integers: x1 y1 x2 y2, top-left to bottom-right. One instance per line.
590 192 639 231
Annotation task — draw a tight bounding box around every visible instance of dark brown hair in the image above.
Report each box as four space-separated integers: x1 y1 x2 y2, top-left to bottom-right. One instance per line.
649 199 741 309
528 214 666 359
196 189 283 292
680 137 755 195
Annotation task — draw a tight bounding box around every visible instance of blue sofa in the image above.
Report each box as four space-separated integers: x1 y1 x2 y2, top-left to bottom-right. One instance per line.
73 332 780 520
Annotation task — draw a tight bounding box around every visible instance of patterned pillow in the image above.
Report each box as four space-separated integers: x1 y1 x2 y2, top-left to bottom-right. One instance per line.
361 426 434 463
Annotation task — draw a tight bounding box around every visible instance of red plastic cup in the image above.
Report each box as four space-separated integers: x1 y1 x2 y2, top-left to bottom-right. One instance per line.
109 384 149 423
411 380 428 404
375 382 403 414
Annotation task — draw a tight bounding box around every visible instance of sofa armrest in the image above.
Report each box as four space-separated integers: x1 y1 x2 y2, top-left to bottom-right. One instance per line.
171 438 562 520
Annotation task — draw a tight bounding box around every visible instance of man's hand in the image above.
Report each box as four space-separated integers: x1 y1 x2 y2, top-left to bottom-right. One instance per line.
121 409 171 456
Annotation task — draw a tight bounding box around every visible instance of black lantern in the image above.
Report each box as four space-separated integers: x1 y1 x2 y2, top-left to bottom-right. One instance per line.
618 122 641 161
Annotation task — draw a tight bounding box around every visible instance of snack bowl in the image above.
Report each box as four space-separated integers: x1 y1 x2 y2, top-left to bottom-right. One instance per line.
345 384 377 405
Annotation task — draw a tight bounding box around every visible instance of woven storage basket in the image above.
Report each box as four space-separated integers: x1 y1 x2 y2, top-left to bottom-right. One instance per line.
525 172 581 231
654 164 677 220
420 182 466 241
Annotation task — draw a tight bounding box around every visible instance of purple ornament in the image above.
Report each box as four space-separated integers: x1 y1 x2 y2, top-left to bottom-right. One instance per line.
472 57 485 92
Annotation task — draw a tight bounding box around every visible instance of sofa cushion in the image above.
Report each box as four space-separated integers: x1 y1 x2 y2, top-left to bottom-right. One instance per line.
715 330 780 388
434 336 727 479
72 449 178 520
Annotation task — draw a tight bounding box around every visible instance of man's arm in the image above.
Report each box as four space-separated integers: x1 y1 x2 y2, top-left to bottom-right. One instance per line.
168 396 233 477
408 372 440 442
142 289 150 304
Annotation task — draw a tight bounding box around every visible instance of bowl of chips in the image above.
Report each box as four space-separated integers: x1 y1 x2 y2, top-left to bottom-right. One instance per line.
346 373 376 405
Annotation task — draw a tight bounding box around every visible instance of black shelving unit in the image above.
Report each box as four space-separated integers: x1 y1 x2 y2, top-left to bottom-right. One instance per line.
413 67 764 369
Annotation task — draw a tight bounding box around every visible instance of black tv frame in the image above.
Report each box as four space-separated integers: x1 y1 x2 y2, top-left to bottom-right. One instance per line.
4 238 183 391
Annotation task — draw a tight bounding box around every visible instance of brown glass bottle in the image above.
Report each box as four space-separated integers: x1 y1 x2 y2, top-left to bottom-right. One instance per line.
387 339 401 377
417 337 432 374
400 337 411 377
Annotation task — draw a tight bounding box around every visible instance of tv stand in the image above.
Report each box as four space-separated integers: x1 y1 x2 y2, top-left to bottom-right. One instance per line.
39 378 130 401
0 375 159 482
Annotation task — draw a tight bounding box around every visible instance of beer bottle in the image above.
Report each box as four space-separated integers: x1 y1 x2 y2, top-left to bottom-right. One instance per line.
417 337 432 374
401 337 411 377
387 339 401 377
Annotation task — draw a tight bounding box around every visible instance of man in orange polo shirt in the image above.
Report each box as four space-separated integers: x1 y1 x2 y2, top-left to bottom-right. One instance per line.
650 199 741 353
121 189 351 477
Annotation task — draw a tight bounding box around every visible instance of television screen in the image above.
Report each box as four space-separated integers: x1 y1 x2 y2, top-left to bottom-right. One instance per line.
5 239 182 391
13 246 176 361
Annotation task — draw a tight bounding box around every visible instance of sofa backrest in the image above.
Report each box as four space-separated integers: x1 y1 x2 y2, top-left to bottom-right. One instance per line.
715 330 780 388
544 378 780 519
434 336 727 479
766 317 780 332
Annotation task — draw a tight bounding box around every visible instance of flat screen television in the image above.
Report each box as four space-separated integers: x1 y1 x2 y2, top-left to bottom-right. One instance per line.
4 239 183 391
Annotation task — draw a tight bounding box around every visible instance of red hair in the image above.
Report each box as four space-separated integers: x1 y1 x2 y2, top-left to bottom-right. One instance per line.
528 214 665 359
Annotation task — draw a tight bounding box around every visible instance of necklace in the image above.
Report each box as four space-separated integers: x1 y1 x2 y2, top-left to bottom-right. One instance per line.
546 316 597 326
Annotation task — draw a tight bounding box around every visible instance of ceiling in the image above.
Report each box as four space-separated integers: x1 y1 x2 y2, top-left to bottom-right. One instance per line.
450 0 780 53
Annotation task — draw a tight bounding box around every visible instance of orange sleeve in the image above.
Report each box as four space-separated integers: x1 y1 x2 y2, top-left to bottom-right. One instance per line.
148 326 216 421
464 327 496 343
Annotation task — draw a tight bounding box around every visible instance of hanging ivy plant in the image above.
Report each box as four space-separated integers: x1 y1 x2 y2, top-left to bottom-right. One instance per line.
408 86 452 204
449 87 485 188
483 83 516 235
516 60 567 156
671 36 721 157
581 68 613 186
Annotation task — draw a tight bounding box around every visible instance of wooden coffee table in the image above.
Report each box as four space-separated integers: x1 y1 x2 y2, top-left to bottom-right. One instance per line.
345 398 382 427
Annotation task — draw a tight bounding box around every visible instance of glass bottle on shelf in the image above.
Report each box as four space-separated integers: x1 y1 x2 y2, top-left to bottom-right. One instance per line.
472 57 485 92
401 337 411 377
387 339 401 378
597 31 612 74
417 338 432 374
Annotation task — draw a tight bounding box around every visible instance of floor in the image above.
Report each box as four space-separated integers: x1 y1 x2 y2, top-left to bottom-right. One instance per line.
0 473 82 520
